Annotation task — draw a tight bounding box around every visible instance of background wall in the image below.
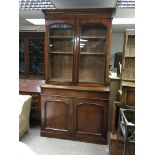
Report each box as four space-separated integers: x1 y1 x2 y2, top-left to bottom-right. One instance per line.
110 32 124 71
108 32 124 130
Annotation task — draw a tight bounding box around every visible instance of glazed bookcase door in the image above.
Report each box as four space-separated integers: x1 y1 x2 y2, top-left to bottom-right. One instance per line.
78 22 108 84
48 22 75 82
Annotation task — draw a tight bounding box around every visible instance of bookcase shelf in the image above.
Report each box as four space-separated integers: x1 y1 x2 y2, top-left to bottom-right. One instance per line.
49 52 73 54
80 52 105 55
50 36 73 38
81 36 107 39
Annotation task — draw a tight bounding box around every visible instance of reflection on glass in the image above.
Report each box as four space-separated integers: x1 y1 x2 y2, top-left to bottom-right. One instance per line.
19 39 24 74
48 23 73 81
29 39 44 75
79 24 107 83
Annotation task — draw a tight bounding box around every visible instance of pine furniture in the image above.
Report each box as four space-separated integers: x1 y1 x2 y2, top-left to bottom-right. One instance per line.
109 29 135 154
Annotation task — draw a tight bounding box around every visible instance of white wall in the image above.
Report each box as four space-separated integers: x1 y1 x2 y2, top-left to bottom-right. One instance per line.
110 32 124 70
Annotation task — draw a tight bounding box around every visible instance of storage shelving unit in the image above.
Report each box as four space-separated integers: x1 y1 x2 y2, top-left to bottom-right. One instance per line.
40 8 116 144
119 29 135 106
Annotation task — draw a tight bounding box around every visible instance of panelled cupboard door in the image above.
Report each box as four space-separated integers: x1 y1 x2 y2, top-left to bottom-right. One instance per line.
41 95 73 136
73 98 108 142
45 19 76 83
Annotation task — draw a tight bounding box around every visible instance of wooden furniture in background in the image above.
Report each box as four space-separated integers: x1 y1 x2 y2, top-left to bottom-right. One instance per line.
108 76 120 131
19 79 45 125
109 101 135 155
19 33 45 124
111 101 123 135
19 32 45 79
109 30 135 154
118 29 135 106
40 8 116 144
109 132 135 155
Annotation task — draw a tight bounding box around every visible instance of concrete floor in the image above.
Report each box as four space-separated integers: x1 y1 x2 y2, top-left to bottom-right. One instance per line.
20 126 109 155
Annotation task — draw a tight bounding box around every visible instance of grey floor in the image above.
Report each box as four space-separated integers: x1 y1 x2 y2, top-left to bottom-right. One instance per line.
20 126 109 155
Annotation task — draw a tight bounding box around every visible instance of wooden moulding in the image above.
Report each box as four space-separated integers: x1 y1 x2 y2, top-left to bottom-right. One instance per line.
42 8 116 19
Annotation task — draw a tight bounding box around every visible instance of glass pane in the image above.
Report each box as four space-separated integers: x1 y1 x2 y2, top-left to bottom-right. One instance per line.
29 39 44 75
79 24 107 83
48 23 73 81
19 39 24 74
49 55 73 81
81 24 107 37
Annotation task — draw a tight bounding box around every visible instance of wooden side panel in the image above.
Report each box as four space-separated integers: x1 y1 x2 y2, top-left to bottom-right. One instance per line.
122 87 135 106
41 86 109 99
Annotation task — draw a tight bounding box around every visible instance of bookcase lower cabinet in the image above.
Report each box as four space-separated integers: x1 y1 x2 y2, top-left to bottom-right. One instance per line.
40 85 109 144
